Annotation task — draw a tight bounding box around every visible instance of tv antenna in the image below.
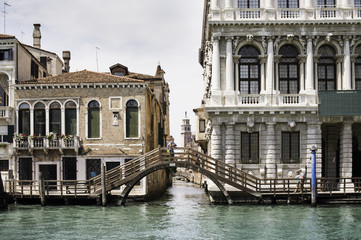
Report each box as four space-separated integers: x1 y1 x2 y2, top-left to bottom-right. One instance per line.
95 47 100 72
2 2 11 34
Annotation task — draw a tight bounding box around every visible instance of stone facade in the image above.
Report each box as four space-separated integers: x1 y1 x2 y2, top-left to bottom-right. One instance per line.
13 67 170 199
196 0 361 184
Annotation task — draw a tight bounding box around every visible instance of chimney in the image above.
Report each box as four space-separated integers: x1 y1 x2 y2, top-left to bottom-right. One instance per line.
62 51 71 73
33 24 41 48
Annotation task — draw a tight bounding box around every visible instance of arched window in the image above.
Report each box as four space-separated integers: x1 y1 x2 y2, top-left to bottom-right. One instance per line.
278 0 299 8
126 100 139 138
238 0 259 8
279 45 299 94
19 103 30 135
49 102 61 134
238 46 260 94
65 101 77 136
318 45 336 91
88 100 100 138
355 45 361 90
317 0 335 7
34 102 45 136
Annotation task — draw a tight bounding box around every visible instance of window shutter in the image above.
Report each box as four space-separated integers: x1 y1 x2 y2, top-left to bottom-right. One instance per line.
7 125 14 143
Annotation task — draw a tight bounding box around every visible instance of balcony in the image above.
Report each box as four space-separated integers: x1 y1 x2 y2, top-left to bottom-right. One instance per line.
14 136 80 152
211 6 359 22
205 93 318 109
0 106 13 121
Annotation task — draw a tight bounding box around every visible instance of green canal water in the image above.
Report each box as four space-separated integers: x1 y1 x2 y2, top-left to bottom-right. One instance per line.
1 182 361 240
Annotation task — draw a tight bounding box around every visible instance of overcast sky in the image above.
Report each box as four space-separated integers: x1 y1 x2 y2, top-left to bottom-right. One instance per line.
5 0 205 144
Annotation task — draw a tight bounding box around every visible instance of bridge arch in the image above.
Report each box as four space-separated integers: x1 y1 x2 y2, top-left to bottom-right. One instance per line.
118 161 233 205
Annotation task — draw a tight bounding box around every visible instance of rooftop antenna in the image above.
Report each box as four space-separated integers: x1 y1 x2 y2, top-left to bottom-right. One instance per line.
95 47 100 72
2 2 11 34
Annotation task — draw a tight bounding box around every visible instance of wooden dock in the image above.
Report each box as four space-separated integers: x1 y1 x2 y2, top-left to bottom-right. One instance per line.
3 147 361 205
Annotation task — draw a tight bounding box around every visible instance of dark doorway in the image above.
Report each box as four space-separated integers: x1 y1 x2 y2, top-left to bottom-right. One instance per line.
19 158 32 185
39 164 57 190
63 157 77 184
107 162 121 190
86 159 101 179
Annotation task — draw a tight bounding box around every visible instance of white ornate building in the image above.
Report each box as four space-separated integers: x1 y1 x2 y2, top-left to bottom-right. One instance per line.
195 0 361 182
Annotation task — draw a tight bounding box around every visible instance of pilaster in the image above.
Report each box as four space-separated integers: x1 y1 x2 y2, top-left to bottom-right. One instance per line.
306 123 322 178
340 122 353 179
343 37 352 90
211 35 221 94
265 38 274 94
225 123 235 166
306 37 315 94
266 122 276 179
211 124 222 161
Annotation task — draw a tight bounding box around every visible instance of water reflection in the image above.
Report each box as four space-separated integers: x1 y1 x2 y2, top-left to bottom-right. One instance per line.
1 182 361 239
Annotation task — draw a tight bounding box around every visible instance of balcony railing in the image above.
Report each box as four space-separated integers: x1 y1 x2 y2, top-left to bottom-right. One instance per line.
0 106 13 119
212 6 360 21
14 136 80 151
279 94 300 105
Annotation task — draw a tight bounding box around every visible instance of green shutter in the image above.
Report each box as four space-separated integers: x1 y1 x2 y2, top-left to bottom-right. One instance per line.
126 107 138 138
88 109 100 138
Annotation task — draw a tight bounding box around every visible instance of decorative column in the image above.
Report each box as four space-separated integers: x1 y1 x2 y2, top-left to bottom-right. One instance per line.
351 54 358 89
343 37 352 90
30 109 34 135
306 37 315 93
298 55 306 93
313 55 320 92
305 0 313 8
61 107 65 135
306 123 322 178
233 55 241 93
211 36 221 94
274 55 281 93
266 122 276 179
259 56 267 93
210 0 219 9
225 0 233 8
45 108 49 135
340 122 353 179
336 55 344 90
211 124 222 162
265 38 274 94
226 37 234 93
225 123 235 166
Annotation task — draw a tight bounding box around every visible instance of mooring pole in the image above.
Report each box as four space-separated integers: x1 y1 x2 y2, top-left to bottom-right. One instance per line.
101 163 107 207
39 172 46 206
311 145 317 207
0 171 7 209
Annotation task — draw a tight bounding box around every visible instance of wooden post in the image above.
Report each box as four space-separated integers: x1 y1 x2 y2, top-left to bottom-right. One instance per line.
101 163 107 207
39 172 46 206
0 171 7 209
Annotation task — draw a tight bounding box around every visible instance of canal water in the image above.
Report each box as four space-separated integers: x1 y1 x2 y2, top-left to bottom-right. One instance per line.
1 181 361 240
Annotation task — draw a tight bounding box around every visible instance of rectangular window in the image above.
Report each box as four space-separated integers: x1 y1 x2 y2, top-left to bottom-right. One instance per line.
282 132 300 163
0 49 13 61
50 109 61 134
19 109 30 135
241 132 259 164
40 57 47 68
0 160 8 171
65 109 77 135
278 0 299 8
238 0 259 8
199 119 206 133
88 109 100 138
31 60 39 79
34 109 46 136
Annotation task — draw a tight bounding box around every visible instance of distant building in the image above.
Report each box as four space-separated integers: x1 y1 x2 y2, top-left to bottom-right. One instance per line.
196 0 361 185
181 112 192 147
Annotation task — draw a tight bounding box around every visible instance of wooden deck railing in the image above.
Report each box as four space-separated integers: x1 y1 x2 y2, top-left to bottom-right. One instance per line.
4 147 361 199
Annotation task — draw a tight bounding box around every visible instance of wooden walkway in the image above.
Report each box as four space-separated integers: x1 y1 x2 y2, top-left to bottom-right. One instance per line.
3 147 361 205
